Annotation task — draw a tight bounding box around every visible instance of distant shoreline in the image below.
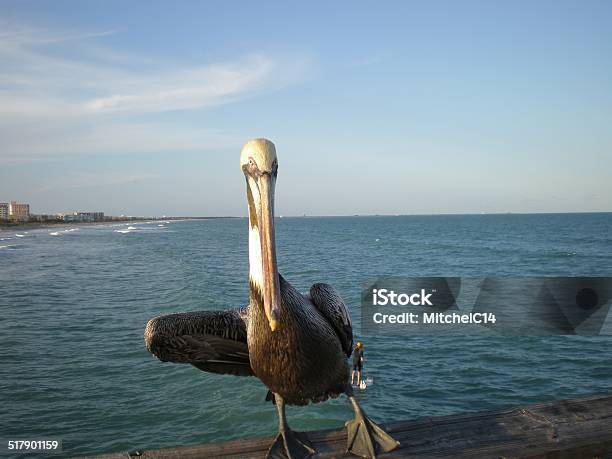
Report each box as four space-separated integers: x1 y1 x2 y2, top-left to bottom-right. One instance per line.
0 216 238 232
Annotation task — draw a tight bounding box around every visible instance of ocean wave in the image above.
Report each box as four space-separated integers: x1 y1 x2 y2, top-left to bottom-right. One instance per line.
15 234 26 238
114 230 131 234
546 249 578 258
49 232 60 236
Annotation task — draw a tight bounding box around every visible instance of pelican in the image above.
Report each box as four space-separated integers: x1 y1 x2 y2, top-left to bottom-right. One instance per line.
144 139 399 458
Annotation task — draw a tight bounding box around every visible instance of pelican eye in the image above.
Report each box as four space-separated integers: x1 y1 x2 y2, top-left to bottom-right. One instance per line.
247 157 259 174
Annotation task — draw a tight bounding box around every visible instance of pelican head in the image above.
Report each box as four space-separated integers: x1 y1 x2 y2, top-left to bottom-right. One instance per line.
241 138 280 332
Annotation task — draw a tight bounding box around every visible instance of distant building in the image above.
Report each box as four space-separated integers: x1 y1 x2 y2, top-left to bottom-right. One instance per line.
0 202 8 220
81 212 105 221
62 212 105 222
30 214 62 223
9 201 30 221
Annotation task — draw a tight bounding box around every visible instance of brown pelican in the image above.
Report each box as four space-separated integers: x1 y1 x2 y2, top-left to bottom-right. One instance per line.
144 138 399 458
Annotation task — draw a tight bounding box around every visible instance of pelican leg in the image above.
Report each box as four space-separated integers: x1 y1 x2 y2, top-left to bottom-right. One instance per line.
345 386 399 458
266 394 315 459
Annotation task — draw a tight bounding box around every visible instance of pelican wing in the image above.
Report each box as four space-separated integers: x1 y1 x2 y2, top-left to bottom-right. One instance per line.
144 307 253 377
309 283 354 357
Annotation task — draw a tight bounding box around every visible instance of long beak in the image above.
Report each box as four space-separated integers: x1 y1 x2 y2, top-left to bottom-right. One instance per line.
259 173 281 331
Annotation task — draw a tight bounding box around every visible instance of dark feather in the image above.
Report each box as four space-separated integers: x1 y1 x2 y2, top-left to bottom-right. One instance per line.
144 307 253 377
309 283 354 357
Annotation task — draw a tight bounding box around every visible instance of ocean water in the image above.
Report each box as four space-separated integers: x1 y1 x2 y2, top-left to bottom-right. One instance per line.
1 214 611 457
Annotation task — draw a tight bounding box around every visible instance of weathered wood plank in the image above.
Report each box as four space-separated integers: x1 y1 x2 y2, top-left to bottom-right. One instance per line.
86 393 612 459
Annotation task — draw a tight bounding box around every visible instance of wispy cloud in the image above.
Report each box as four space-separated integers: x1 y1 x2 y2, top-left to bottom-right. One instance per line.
0 22 311 163
84 55 283 114
349 51 392 68
34 173 159 193
1 119 238 164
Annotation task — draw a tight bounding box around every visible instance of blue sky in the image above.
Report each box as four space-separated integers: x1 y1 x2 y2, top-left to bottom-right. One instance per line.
1 1 611 216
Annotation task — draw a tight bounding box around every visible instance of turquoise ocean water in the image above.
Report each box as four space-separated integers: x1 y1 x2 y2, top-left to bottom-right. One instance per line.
1 214 611 457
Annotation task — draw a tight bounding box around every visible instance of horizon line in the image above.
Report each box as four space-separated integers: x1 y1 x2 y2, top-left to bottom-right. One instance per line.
120 210 612 218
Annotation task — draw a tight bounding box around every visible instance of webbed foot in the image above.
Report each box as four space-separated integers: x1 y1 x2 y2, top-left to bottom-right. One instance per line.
345 414 399 458
266 428 315 459
345 388 399 458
